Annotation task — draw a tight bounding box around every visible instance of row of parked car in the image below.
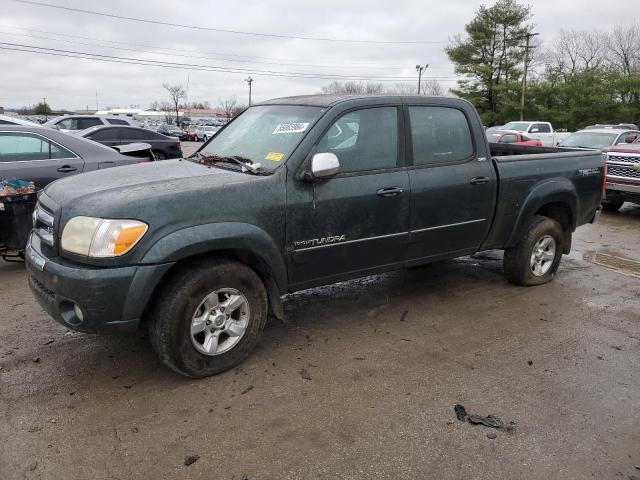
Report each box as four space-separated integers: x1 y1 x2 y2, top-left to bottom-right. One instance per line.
486 121 639 150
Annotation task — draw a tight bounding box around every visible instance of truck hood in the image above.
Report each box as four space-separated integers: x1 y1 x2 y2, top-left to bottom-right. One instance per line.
44 159 251 207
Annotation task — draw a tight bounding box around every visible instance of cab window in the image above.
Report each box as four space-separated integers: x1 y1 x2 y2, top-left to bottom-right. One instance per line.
316 106 398 173
499 134 518 144
409 106 474 165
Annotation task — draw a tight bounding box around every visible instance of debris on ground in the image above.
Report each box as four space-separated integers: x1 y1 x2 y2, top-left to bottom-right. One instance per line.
28 461 37 471
487 432 497 439
40 339 55 346
184 455 200 466
453 404 516 431
241 385 254 395
400 310 409 322
32 357 40 363
527 360 533 366
298 368 311 381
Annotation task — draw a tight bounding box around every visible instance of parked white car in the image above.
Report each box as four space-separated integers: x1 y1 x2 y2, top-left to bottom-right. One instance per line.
496 121 571 147
44 115 139 133
195 125 220 142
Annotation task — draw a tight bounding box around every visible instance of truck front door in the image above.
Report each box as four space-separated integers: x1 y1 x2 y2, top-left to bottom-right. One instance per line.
404 105 496 264
285 105 410 290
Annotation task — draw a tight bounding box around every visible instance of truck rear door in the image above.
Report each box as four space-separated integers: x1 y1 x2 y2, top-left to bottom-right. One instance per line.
285 105 410 289
404 104 496 264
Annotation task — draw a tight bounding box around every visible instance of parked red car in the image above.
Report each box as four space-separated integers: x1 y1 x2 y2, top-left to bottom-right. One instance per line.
495 131 543 147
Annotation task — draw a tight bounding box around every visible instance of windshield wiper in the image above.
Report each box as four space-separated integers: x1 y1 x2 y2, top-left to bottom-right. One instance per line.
190 152 266 175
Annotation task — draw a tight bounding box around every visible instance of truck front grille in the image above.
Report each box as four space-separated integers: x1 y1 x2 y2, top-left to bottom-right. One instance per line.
606 152 640 181
607 165 640 179
33 203 55 247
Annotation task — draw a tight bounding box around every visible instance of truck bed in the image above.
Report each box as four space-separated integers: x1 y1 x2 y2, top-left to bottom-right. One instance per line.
481 144 604 250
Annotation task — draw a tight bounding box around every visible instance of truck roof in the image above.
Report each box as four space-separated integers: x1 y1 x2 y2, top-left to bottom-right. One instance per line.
259 94 464 108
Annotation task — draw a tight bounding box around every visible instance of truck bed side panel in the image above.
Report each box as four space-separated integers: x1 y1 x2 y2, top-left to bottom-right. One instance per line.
481 150 604 250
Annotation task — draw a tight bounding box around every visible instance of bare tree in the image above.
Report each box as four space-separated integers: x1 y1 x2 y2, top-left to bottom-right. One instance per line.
162 83 186 126
606 22 640 76
159 101 175 124
320 81 384 95
421 80 447 96
149 100 160 111
219 96 238 119
547 30 607 79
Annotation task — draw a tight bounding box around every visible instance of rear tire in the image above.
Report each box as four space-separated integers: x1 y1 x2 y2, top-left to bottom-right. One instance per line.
601 200 624 212
503 215 564 286
148 259 268 378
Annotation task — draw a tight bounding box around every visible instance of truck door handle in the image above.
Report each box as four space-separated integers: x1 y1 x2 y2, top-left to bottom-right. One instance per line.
377 187 404 197
469 176 489 185
57 165 78 173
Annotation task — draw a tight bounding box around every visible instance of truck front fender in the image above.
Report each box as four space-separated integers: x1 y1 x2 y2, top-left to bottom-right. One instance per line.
506 178 578 248
141 222 287 292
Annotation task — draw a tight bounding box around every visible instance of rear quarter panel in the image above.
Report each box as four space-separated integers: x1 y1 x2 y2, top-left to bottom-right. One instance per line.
482 150 604 249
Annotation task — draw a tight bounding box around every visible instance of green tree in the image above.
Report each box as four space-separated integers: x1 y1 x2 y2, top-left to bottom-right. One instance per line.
33 102 51 115
446 0 531 125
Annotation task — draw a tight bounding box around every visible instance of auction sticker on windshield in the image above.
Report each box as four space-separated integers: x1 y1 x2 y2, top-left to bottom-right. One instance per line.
265 152 284 161
273 123 309 134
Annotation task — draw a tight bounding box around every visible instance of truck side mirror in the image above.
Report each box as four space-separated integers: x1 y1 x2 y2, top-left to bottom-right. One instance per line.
310 153 340 179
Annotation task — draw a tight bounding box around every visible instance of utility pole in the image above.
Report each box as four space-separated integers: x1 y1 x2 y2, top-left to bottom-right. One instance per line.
415 64 428 94
520 32 539 121
245 76 254 106
42 97 48 121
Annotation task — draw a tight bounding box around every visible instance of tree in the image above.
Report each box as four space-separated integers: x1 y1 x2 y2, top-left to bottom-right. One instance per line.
446 0 531 125
320 80 447 97
219 96 238 119
33 101 51 115
162 83 185 125
320 81 384 95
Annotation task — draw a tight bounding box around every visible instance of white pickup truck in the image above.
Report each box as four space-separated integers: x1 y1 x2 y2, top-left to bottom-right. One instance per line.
497 121 572 147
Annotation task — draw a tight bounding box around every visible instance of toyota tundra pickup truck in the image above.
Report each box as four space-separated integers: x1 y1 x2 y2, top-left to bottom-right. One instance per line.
26 95 605 378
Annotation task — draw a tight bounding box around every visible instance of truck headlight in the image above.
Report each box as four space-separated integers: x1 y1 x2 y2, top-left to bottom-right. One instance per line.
61 216 148 257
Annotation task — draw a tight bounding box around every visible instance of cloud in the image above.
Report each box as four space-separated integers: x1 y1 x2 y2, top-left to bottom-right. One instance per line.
0 0 633 110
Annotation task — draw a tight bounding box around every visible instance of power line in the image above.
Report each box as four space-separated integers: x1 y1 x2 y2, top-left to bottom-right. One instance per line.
13 0 448 45
0 24 447 68
0 42 462 82
0 29 450 72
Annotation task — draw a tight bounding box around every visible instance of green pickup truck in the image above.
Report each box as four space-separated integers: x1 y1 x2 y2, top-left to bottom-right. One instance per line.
26 95 604 377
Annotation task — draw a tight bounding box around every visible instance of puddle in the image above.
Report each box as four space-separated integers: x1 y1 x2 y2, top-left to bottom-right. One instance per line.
583 250 640 278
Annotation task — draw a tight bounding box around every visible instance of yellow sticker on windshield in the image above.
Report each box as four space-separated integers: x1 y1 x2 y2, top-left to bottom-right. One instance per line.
265 152 284 161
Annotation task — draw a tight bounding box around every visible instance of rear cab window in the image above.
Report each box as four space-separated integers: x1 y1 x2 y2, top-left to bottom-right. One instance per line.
408 106 474 166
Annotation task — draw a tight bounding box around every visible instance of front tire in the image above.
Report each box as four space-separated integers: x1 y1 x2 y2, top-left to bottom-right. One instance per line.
503 215 564 286
148 259 268 378
153 151 167 161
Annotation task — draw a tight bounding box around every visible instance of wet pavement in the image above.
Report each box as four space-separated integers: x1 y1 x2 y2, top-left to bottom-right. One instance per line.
1 206 639 479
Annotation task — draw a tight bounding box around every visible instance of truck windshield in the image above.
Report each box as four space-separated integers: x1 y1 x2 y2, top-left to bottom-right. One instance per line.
559 132 617 149
197 105 324 171
502 122 532 131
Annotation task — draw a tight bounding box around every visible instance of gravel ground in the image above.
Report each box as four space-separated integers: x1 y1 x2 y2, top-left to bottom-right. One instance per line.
0 205 639 480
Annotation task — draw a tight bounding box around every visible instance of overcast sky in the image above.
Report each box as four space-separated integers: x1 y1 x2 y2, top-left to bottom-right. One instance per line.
0 0 634 110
